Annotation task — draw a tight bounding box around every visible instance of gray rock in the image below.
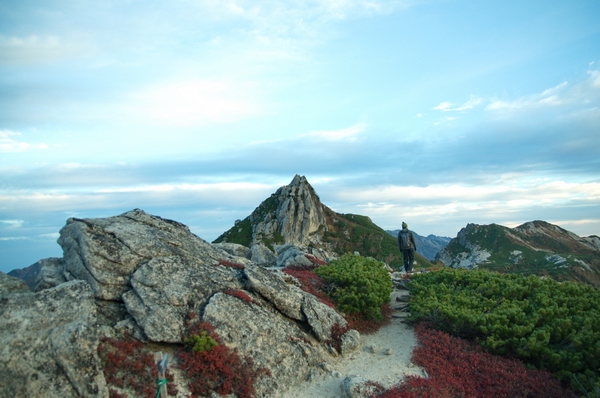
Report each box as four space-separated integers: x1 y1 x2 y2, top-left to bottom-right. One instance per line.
250 243 277 266
3 208 362 398
203 291 326 396
251 175 328 248
340 329 361 355
245 265 305 320
57 208 253 300
214 242 252 259
302 294 349 342
34 257 69 292
275 244 314 267
0 271 30 296
122 255 243 343
341 375 383 398
0 280 108 397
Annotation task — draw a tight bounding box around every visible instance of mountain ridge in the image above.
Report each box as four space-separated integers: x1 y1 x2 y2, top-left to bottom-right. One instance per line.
437 220 600 287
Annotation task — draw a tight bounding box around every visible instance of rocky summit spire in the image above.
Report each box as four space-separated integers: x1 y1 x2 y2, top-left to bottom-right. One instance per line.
214 175 406 269
214 175 328 248
251 174 327 247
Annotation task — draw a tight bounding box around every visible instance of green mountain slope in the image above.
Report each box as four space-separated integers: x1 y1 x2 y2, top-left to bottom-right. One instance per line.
437 221 600 287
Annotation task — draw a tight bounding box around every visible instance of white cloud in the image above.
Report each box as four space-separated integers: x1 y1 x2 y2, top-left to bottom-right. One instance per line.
97 182 271 194
454 95 483 111
0 220 25 227
0 131 48 153
303 122 366 141
0 35 87 65
39 233 60 239
433 101 452 111
433 96 482 112
332 180 600 210
486 71 600 112
125 79 264 126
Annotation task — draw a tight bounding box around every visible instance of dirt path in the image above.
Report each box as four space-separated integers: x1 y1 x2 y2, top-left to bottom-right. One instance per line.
289 287 425 397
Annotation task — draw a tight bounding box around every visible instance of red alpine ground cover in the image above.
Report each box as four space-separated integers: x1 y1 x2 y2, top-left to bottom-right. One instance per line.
377 323 575 398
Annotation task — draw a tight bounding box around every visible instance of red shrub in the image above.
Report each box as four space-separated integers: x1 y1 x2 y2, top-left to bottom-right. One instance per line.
377 323 575 398
283 265 337 308
223 288 262 306
217 259 246 269
326 323 351 354
305 254 328 266
178 321 271 398
345 303 393 334
98 333 178 398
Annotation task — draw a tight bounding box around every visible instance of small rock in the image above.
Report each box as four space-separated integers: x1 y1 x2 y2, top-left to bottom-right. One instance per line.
384 348 393 355
319 362 332 372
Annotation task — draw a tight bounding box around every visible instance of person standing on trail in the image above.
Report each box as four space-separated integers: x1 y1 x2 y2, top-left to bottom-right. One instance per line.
398 222 417 273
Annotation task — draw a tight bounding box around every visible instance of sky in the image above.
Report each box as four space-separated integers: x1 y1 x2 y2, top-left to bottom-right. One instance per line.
1 0 599 274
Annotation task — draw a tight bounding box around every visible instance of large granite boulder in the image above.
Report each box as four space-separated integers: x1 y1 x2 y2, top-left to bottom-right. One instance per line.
122 255 244 343
250 243 278 266
10 209 361 397
57 208 253 300
34 257 68 291
0 280 107 397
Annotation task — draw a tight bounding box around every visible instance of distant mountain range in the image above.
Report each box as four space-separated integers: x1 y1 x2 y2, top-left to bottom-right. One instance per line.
386 230 452 261
436 221 600 287
7 176 600 289
7 259 44 290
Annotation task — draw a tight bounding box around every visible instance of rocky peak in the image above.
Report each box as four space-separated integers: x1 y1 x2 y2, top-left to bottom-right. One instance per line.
217 174 328 248
214 175 415 270
515 220 600 253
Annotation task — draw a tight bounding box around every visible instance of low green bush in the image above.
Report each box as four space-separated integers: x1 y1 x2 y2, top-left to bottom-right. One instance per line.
184 331 218 353
315 253 391 320
408 268 600 395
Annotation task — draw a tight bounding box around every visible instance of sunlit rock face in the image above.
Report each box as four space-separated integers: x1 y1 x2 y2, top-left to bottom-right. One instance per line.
2 208 360 397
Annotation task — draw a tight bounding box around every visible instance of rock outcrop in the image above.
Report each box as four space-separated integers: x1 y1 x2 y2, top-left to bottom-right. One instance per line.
437 221 600 287
1 208 361 397
0 271 30 295
0 280 108 397
56 208 255 301
215 175 414 270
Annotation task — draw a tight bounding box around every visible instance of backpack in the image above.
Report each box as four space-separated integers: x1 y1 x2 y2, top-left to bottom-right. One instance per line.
400 231 413 249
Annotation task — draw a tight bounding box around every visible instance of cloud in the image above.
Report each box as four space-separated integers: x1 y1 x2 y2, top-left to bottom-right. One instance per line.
433 96 482 112
0 35 87 65
0 131 48 153
486 70 600 112
302 122 367 141
124 79 265 126
0 220 25 228
433 101 452 111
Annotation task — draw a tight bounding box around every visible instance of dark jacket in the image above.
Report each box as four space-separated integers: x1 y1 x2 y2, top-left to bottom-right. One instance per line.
398 228 417 251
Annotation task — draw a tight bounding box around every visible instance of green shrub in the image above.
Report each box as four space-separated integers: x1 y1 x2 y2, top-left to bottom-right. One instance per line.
184 331 218 353
408 268 600 395
315 253 391 320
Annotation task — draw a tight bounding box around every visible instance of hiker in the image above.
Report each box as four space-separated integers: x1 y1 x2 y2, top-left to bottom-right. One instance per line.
398 222 417 273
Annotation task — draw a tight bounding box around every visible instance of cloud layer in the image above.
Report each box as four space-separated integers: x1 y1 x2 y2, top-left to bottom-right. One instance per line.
1 0 599 273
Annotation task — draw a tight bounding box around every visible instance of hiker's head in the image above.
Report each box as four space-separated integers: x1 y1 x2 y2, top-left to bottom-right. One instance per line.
402 222 408 229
